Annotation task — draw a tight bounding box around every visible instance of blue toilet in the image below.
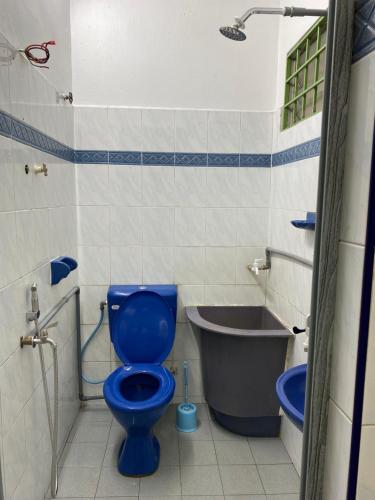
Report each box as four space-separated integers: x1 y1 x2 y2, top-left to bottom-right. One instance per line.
103 285 177 476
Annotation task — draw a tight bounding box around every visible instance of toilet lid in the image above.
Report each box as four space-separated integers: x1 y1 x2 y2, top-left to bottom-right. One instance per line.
111 290 175 364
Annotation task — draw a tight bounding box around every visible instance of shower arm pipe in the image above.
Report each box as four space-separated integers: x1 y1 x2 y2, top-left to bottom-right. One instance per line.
235 6 327 28
264 247 313 269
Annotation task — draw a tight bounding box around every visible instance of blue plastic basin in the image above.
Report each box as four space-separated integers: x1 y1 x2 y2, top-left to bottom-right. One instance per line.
276 363 307 431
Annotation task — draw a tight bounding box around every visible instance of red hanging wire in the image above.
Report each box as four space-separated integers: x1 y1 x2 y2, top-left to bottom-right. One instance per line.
23 40 56 68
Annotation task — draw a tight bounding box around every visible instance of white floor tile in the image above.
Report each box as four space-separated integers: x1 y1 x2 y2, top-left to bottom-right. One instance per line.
96 467 140 497
107 422 126 443
219 465 264 495
266 494 299 500
97 497 137 500
181 465 223 495
70 421 111 444
182 496 224 500
77 406 112 423
248 438 292 465
56 467 100 498
103 442 121 467
139 466 181 496
215 440 254 465
56 407 301 500
257 464 300 495
179 440 217 465
59 442 106 468
158 435 180 466
139 496 181 500
224 496 266 500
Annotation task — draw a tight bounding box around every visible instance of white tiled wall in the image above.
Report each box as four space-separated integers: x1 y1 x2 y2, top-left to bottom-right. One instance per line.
0 24 79 500
75 106 272 402
357 265 375 499
266 112 321 474
323 51 375 500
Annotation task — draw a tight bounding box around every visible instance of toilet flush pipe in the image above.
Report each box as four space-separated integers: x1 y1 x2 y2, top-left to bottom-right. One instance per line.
80 301 108 386
76 294 105 401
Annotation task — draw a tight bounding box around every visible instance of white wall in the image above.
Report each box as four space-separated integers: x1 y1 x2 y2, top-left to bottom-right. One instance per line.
75 105 272 401
0 0 72 93
0 4 79 498
70 0 280 110
267 111 321 475
323 49 375 500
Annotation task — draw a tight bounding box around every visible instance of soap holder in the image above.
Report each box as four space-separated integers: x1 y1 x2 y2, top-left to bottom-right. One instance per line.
291 212 316 230
50 256 78 285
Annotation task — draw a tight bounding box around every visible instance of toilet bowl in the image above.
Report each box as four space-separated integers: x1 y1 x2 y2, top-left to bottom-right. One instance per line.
103 285 177 476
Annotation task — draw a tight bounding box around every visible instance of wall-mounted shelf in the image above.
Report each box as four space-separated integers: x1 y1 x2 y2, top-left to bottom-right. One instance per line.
291 212 316 230
50 256 78 285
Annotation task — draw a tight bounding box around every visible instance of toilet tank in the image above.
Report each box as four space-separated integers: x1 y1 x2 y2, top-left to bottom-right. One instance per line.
107 285 177 323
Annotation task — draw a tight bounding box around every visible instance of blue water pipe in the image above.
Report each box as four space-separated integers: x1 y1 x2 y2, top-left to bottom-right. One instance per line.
81 301 108 384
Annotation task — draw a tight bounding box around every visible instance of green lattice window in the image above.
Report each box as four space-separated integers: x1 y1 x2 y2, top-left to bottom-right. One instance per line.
282 16 327 130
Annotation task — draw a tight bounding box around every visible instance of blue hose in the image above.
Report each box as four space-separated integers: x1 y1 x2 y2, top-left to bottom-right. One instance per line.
81 306 108 384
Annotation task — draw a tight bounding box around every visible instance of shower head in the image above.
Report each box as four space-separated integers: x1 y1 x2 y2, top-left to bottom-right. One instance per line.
219 25 246 41
219 6 328 42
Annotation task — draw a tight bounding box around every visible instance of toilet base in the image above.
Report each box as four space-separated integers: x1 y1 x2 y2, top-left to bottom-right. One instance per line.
118 433 160 476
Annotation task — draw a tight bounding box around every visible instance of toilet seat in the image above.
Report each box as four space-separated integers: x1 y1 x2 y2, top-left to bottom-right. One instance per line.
104 363 175 412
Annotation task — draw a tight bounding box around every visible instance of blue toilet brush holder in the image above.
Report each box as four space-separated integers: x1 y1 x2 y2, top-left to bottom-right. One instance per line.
176 361 197 432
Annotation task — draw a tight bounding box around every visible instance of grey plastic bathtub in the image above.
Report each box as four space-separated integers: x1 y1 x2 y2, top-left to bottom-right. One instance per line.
186 306 292 436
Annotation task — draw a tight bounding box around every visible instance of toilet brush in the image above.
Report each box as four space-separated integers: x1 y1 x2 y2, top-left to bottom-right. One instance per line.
176 361 197 432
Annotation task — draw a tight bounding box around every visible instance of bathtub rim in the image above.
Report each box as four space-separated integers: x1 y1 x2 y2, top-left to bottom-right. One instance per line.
186 305 292 338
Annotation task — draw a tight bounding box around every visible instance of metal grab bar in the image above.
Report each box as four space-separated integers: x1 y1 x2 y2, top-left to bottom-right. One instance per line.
28 286 104 402
265 247 314 269
248 247 314 272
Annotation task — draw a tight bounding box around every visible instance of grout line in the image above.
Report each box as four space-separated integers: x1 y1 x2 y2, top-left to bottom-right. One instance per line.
93 413 114 499
254 460 267 496
208 418 225 496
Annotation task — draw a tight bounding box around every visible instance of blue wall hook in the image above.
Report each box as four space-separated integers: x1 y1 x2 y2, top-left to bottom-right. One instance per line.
50 256 78 285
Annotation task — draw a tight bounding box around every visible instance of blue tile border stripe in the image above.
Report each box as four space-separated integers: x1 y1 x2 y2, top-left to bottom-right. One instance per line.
143 152 175 166
74 150 108 164
272 138 321 167
240 153 272 167
208 153 239 167
0 109 74 162
108 151 142 165
0 107 321 168
353 0 375 62
175 152 208 167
